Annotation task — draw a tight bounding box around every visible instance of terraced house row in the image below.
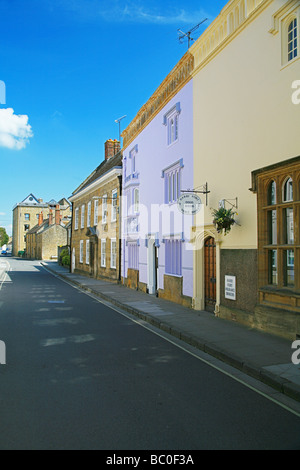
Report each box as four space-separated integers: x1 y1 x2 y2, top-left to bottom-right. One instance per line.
70 0 300 341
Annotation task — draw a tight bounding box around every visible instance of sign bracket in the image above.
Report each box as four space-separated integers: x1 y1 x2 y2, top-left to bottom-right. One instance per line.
181 182 210 206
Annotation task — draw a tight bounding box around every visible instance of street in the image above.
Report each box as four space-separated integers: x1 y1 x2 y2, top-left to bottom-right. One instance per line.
0 257 299 450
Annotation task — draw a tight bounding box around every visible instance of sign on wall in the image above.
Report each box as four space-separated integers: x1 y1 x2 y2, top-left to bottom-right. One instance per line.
225 275 236 301
177 193 202 215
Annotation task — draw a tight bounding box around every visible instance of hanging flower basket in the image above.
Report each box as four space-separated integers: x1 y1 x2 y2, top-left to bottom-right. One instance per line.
211 207 237 235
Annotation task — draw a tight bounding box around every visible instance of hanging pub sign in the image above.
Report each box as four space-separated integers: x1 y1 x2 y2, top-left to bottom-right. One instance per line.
177 193 202 215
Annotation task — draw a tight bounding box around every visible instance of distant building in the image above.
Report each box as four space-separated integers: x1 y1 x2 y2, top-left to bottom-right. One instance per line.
26 205 68 260
69 140 122 281
12 194 71 257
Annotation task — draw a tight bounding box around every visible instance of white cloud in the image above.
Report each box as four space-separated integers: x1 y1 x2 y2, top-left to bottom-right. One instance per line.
47 0 212 26
0 108 33 150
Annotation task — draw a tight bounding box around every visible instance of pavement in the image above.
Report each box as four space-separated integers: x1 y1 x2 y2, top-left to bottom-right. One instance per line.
5 256 298 406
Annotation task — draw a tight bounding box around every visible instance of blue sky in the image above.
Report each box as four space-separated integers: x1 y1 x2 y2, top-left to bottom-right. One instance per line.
0 0 228 236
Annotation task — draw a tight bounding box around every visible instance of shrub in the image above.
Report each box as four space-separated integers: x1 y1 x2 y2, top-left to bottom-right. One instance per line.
59 248 69 265
62 255 70 267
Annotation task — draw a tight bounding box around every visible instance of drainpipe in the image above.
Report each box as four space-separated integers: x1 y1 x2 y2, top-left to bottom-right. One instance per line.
69 202 73 273
117 172 122 283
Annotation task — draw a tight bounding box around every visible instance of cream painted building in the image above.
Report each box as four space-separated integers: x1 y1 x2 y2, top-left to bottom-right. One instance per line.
190 0 300 339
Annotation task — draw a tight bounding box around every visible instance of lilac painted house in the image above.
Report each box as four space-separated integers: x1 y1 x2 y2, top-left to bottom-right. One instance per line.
121 52 195 307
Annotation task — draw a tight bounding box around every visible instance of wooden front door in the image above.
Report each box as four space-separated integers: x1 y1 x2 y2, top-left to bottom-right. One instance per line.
205 237 216 312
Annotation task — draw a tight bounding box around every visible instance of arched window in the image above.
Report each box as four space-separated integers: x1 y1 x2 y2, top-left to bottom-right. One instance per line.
288 18 298 61
134 188 139 213
268 180 276 205
283 177 293 202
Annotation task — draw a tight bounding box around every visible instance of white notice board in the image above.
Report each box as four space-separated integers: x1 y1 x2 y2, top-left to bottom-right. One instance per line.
225 275 236 301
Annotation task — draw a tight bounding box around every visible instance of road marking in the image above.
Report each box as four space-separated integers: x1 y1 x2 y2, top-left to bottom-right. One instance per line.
0 260 10 291
41 263 300 418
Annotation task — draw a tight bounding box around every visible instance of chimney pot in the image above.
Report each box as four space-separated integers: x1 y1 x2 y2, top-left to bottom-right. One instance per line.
38 212 43 226
49 209 54 225
105 139 120 160
55 205 61 225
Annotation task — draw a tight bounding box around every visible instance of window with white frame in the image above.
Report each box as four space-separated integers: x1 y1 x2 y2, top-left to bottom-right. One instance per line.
129 145 138 176
165 239 182 276
79 240 84 263
111 238 117 269
102 195 107 224
163 103 181 146
75 207 79 230
101 239 106 267
87 202 91 227
162 159 183 204
111 189 117 222
288 17 298 62
134 188 139 213
274 6 300 66
128 242 139 270
94 199 99 226
81 205 85 229
86 239 90 265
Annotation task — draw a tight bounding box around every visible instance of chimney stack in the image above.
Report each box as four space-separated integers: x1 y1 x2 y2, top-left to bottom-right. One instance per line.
105 139 120 160
38 212 43 226
49 209 54 225
55 205 61 225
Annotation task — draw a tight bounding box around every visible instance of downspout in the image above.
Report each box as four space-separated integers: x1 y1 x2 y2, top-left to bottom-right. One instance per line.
69 202 73 273
118 172 122 283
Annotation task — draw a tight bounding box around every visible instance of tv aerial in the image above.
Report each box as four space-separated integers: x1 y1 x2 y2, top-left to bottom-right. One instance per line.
178 18 208 49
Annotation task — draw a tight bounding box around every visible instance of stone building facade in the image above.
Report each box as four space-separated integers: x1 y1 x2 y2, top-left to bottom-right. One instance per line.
12 194 48 256
26 205 68 260
12 194 71 257
69 140 122 282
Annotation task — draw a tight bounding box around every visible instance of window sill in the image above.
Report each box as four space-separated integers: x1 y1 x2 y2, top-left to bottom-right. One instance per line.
259 285 300 297
167 139 179 149
281 54 300 71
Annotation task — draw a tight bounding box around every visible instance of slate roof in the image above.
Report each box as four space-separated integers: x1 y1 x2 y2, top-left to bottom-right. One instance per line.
72 151 122 197
26 220 49 235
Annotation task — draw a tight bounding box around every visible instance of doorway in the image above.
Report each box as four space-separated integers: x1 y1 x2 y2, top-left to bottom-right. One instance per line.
204 236 216 312
147 239 158 295
71 248 75 273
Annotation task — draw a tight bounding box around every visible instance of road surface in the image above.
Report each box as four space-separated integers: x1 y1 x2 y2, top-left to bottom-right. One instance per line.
0 258 299 450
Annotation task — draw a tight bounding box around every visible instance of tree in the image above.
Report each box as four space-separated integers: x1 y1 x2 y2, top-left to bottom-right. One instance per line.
0 227 9 247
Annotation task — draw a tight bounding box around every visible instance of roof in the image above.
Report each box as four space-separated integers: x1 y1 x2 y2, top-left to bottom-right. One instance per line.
13 193 48 210
58 198 71 206
26 220 49 235
71 151 122 197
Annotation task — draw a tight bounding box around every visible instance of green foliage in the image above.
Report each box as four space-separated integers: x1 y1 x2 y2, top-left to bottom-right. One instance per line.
211 207 236 235
59 248 69 265
0 227 9 247
61 255 70 267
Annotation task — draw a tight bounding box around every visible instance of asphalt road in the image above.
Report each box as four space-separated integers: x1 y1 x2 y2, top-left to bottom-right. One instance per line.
0 257 299 450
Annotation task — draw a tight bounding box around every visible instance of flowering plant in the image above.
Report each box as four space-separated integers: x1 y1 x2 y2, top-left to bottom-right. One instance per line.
212 207 236 235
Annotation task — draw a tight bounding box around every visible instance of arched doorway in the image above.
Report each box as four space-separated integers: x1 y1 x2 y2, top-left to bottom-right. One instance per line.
204 236 216 312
